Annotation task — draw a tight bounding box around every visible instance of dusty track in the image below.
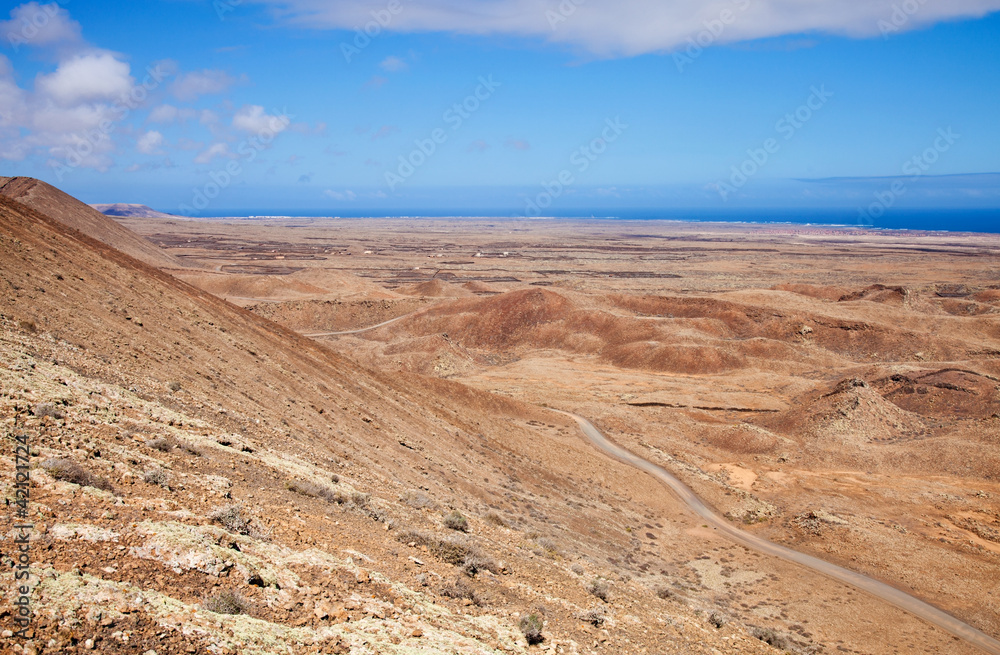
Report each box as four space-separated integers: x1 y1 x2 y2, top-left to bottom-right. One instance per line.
559 411 1000 655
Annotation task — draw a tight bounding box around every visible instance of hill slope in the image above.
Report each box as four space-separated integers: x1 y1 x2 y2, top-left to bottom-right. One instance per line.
0 177 183 269
0 190 795 653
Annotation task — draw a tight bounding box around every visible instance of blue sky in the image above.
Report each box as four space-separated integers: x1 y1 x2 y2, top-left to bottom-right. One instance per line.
1 0 999 223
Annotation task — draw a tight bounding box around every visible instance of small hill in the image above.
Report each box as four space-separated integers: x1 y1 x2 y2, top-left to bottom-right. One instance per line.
91 202 184 219
0 176 182 269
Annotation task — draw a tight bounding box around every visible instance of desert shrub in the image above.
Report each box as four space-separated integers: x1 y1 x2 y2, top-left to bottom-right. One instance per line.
42 458 112 492
440 578 482 605
655 586 676 600
578 606 607 627
143 467 169 487
535 537 559 556
571 563 585 576
202 589 250 615
148 437 172 452
443 510 469 532
401 490 437 510
349 491 371 508
518 613 544 645
285 479 340 503
586 578 610 602
210 504 254 536
708 611 729 629
32 404 63 420
752 627 791 650
397 529 476 567
330 474 340 484
484 511 506 527
462 553 501 577
18 320 37 333
167 381 182 392
177 440 201 457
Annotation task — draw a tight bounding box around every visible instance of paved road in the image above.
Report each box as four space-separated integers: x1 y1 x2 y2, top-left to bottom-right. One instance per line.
558 410 1000 655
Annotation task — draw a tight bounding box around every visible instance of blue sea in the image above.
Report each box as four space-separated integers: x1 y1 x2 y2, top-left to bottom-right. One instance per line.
203 208 1000 234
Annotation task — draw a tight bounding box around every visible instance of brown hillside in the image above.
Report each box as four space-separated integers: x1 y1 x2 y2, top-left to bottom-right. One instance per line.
0 176 182 269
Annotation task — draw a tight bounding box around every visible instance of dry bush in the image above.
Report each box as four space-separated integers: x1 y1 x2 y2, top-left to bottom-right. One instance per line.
708 611 729 628
752 627 791 649
203 589 250 615
177 440 201 457
167 381 182 392
443 510 469 532
147 437 172 452
586 578 610 602
462 553 501 577
571 563 585 576
518 613 544 645
18 320 37 333
401 490 437 510
397 529 477 567
209 504 267 539
143 467 169 487
484 511 506 527
42 458 112 492
577 606 607 627
655 585 676 600
440 578 482 606
32 404 63 419
285 479 340 503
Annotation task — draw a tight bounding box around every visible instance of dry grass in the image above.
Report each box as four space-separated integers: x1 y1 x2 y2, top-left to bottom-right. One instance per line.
586 578 610 601
203 589 250 615
518 613 544 645
42 458 112 492
443 510 469 532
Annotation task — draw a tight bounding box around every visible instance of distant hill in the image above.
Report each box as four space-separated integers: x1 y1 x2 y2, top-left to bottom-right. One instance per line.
0 176 183 269
91 202 184 219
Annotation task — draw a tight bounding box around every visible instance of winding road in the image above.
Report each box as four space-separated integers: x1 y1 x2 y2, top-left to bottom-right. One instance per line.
557 410 1000 655
303 313 417 338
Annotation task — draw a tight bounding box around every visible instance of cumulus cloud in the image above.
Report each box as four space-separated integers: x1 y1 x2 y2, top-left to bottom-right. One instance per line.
136 130 164 155
252 0 1000 56
379 55 408 72
35 52 133 105
194 142 235 164
0 2 83 53
232 104 290 134
324 189 357 201
171 69 240 101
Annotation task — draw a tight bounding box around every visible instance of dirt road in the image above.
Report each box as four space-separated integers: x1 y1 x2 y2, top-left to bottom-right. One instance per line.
559 410 1000 655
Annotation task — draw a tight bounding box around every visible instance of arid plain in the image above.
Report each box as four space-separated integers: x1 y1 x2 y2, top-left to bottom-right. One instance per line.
2 176 999 655
134 213 1000 651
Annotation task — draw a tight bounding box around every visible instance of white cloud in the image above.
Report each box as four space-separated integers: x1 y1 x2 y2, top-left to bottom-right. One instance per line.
0 2 83 53
171 69 239 101
379 55 408 72
232 105 289 134
324 189 357 201
252 0 1000 56
194 142 235 164
35 53 133 105
137 130 164 155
